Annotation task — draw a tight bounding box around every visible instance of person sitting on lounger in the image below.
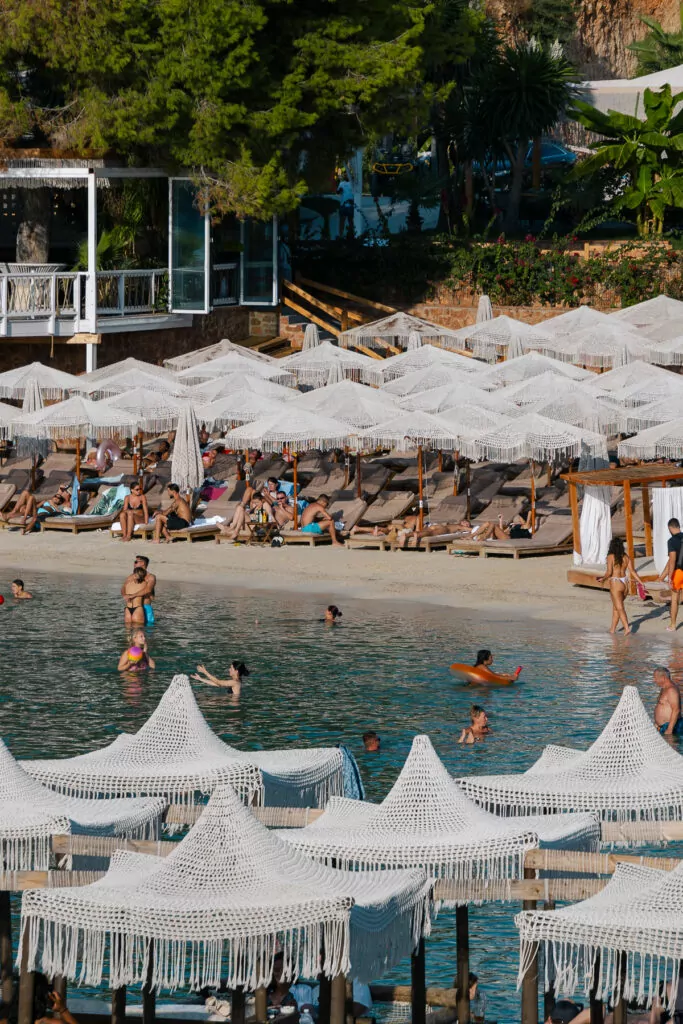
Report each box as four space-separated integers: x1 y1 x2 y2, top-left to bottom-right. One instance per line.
301 495 344 547
119 481 149 542
271 490 294 528
152 484 192 543
192 661 249 696
486 510 534 541
458 704 491 744
2 489 37 528
22 484 71 535
143 439 171 469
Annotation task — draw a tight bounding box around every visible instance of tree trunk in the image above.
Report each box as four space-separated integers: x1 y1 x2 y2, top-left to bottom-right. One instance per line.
503 142 527 235
16 188 51 263
435 130 452 233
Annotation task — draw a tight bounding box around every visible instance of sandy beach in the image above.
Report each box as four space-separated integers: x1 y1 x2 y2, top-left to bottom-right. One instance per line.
0 528 677 635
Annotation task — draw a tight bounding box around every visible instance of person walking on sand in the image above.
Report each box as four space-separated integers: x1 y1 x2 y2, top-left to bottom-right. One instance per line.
596 536 644 635
660 517 683 632
653 666 681 736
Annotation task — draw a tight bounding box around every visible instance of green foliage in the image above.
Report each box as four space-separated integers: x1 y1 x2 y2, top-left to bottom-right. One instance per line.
628 6 683 75
0 0 429 219
569 84 683 235
73 227 133 271
514 0 579 48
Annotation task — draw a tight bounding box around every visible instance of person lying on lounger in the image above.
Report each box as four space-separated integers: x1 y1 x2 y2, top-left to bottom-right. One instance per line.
300 494 344 547
2 489 37 527
395 518 498 549
22 484 72 535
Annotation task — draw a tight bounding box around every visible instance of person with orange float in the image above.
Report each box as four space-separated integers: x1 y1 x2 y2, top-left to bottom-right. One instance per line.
661 517 683 633
451 649 522 686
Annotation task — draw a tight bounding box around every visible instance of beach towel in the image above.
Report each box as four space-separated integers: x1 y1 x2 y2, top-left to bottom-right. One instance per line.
90 484 129 517
336 745 365 801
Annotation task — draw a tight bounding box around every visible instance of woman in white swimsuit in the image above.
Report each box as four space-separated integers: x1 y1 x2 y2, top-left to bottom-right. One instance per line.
597 536 644 635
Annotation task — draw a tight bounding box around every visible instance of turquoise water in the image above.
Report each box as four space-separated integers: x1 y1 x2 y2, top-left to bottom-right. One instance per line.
2 572 683 1021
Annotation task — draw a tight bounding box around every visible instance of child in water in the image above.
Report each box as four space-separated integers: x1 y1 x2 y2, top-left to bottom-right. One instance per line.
458 705 491 744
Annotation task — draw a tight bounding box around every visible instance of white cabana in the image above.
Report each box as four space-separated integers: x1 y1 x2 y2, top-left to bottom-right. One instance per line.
25 675 347 810
0 739 165 870
338 311 470 351
280 735 598 900
460 687 683 824
541 306 614 337
369 343 484 385
581 64 683 116
164 339 275 370
171 406 204 493
21 783 430 991
479 353 592 389
289 379 402 429
618 418 683 461
517 860 683 1012
467 316 551 363
279 340 376 386
176 352 296 387
0 361 82 400
611 294 683 326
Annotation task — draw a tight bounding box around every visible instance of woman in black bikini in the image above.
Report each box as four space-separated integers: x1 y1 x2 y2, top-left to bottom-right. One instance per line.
119 482 149 542
122 566 148 625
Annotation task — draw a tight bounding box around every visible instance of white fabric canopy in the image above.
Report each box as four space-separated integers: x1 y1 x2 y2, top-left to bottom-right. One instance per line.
190 372 296 404
197 390 289 429
21 378 44 414
574 486 613 567
165 339 275 371
611 295 683 326
471 413 607 464
368 343 483 385
479 353 592 389
21 784 430 991
338 311 469 351
302 324 322 350
380 365 475 398
14 395 137 440
643 333 683 366
280 736 598 902
516 860 683 1012
530 390 622 435
542 307 614 337
618 419 683 460
400 383 520 417
601 371 683 408
0 361 82 400
582 360 674 397
25 675 346 809
467 316 550 363
460 687 683 823
171 406 204 493
290 380 402 429
476 295 493 323
81 368 189 399
581 64 683 116
542 323 649 368
80 357 178 387
176 353 295 387
223 409 351 453
0 740 164 870
358 411 459 452
100 389 194 434
406 332 423 351
652 487 683 574
279 341 375 386
620 400 669 433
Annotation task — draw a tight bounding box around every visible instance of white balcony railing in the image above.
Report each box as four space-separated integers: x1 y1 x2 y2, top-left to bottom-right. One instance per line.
96 269 169 316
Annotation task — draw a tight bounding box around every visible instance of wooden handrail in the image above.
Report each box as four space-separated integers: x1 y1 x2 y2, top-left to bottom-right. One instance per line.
282 295 340 337
298 277 396 314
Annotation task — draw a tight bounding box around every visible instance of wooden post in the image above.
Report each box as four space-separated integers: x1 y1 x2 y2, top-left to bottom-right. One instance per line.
417 445 424 530
112 987 126 1024
231 988 246 1024
568 480 581 556
331 974 346 1024
343 447 350 488
53 976 67 1003
356 451 362 499
546 461 552 488
30 455 37 494
521 868 539 1024
411 938 426 1024
438 450 443 472
0 890 12 1005
543 900 555 1022
589 952 602 1024
530 460 536 534
17 926 35 1024
292 452 299 530
318 976 332 1024
75 437 82 483
612 952 627 1024
345 979 354 1024
142 940 155 1024
455 905 470 1024
465 462 471 521
254 987 268 1023
623 480 635 593
642 484 653 557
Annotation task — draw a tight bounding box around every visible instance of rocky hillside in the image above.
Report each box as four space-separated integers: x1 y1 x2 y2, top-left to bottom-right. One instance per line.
486 0 680 76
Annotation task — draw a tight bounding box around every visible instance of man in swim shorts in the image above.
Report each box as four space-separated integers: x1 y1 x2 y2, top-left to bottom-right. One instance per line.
153 484 192 542
660 518 683 632
300 494 343 547
653 666 681 736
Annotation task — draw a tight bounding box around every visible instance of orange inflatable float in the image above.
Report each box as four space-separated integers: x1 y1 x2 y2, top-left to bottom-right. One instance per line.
450 663 522 685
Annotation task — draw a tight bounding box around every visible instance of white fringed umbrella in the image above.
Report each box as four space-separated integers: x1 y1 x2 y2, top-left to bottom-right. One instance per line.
197 390 289 430
22 378 43 414
0 402 19 441
15 378 47 461
100 389 194 434
618 419 683 460
380 365 476 397
639 317 683 342
290 379 402 429
620 400 669 433
400 382 520 417
476 294 493 323
14 395 137 439
406 331 423 351
302 323 322 350
81 368 190 399
279 340 375 386
611 294 683 326
0 362 82 400
176 353 296 387
472 412 607 464
582 359 674 397
468 316 551 363
596 371 683 408
479 352 593 389
171 406 204 493
165 339 275 370
543 322 649 368
370 344 483 386
80 357 178 387
189 372 296 403
642 332 683 366
542 306 614 337
338 311 469 351
529 389 622 435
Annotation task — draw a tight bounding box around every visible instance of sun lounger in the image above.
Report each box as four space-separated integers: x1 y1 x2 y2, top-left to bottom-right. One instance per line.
471 496 527 523
40 453 77 474
282 498 367 546
359 491 416 526
41 512 120 534
112 519 223 543
0 483 16 513
447 512 574 558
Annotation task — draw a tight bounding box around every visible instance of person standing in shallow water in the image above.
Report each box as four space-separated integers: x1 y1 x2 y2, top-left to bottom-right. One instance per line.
653 666 682 736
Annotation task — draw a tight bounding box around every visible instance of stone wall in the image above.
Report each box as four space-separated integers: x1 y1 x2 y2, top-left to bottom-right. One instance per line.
408 303 595 329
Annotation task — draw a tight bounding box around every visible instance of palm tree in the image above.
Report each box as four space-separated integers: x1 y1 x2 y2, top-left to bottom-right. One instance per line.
568 84 683 235
477 42 576 232
628 7 683 76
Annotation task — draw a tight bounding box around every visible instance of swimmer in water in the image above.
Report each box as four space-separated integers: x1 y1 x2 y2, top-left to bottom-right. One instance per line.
192 661 249 696
11 579 32 599
323 605 342 624
471 649 522 683
117 631 155 673
362 730 380 752
458 705 491 744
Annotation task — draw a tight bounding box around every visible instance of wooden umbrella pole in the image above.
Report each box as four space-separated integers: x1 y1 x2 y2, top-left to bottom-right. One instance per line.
75 437 81 483
343 446 350 488
293 452 299 530
417 445 424 530
530 460 536 534
356 451 362 499
142 940 155 1024
438 449 443 472
455 905 470 1024
17 926 35 1024
589 952 602 1024
111 987 127 1024
0 890 12 1005
453 451 460 496
465 462 471 521
411 938 426 1024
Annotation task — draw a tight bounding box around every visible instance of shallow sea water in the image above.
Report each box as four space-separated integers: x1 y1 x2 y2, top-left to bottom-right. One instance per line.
2 571 683 1022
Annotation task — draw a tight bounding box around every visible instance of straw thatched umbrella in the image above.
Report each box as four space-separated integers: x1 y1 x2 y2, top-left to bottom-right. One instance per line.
224 410 351 528
0 361 82 400
171 406 204 494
